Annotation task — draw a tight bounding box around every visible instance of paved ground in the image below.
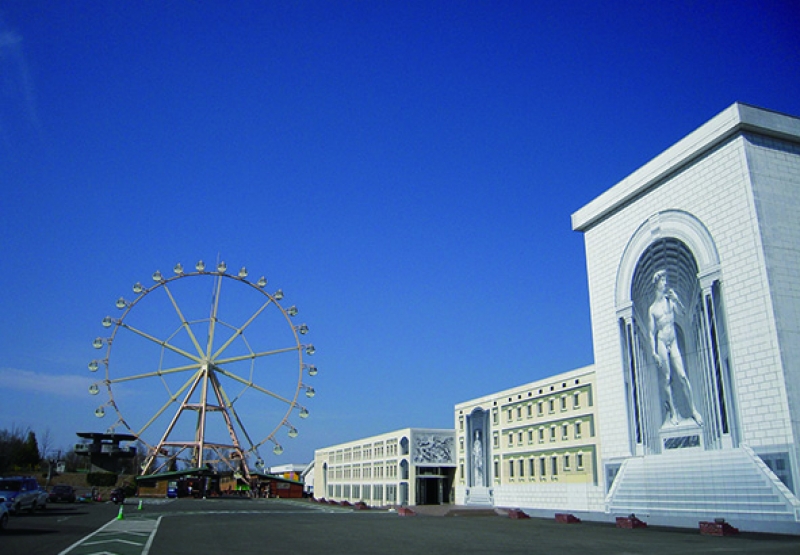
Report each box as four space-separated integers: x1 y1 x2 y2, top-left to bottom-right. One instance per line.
2 498 799 554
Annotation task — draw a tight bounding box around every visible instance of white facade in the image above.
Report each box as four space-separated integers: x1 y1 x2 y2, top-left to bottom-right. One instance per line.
572 103 800 533
314 428 456 507
454 366 603 512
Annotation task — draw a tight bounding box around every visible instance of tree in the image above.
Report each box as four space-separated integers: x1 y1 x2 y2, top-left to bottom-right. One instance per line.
0 426 41 472
19 431 41 469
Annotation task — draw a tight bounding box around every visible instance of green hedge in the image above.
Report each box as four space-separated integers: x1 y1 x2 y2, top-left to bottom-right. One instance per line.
86 472 118 487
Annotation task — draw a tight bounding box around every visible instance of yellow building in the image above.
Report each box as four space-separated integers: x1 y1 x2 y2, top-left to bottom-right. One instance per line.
455 365 604 512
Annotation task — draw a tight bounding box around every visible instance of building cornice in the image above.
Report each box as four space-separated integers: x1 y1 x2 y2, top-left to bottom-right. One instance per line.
571 103 800 232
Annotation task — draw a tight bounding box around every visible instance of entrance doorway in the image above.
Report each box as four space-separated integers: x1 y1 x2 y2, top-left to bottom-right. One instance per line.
415 467 454 505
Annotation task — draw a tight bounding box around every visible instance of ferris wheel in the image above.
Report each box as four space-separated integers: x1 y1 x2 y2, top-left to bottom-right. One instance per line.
87 261 317 477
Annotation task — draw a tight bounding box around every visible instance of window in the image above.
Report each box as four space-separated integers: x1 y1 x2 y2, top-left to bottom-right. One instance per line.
527 405 532 417
508 409 513 422
493 433 499 448
538 402 543 416
551 456 558 476
575 422 582 438
550 426 556 441
573 392 581 408
494 460 499 480
549 399 555 413
528 430 534 444
508 432 513 447
528 458 535 477
493 409 498 424
509 460 514 478
577 453 584 469
538 428 544 443
517 407 522 420
564 454 570 470
560 396 567 410
518 431 523 444
540 458 546 476
562 424 569 440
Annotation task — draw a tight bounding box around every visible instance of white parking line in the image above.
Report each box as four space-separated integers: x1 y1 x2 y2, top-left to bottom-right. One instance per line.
57 515 162 555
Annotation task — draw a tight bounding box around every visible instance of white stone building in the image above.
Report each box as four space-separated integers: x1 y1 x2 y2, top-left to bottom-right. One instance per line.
454 366 602 512
314 428 456 506
571 103 800 533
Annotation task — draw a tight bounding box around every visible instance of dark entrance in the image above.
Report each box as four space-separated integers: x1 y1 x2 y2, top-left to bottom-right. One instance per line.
415 467 455 505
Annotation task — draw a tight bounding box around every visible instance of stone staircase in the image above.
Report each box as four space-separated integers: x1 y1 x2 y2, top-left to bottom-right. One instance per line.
605 446 800 524
464 486 493 507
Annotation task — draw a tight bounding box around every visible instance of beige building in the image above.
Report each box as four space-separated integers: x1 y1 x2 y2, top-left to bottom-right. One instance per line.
455 365 603 511
314 428 456 507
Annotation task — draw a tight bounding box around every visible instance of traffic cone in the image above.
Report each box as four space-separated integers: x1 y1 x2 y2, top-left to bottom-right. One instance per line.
137 499 143 511
116 505 124 520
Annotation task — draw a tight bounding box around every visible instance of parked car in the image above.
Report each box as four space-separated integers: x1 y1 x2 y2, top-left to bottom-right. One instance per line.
110 488 125 505
0 477 44 514
49 484 76 503
0 497 9 531
34 485 48 511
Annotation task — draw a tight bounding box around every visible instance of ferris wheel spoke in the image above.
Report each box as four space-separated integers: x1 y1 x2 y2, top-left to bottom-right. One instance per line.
214 345 300 366
135 369 203 437
107 362 201 384
118 322 203 363
210 374 258 452
205 274 224 358
211 298 273 360
214 367 295 405
162 282 206 358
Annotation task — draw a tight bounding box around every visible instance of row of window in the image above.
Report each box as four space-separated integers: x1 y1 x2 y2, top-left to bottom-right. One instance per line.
327 462 407 481
326 483 400 504
458 390 590 433
325 438 408 463
458 420 591 454
501 452 586 480
499 391 586 424
501 420 589 448
458 451 591 485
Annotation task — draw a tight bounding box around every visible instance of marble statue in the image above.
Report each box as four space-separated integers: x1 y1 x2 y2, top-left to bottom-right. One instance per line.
648 270 703 426
472 430 484 485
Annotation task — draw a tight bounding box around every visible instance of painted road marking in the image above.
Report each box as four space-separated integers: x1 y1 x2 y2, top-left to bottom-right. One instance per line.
57 502 382 554
58 515 162 555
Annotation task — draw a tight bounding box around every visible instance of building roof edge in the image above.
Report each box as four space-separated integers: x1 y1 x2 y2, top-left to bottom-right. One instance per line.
571 103 800 232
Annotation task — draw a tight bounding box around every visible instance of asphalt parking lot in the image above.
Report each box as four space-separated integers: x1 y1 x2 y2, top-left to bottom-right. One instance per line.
2 498 799 555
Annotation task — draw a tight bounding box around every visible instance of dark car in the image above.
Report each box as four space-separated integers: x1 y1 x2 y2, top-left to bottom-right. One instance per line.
49 485 76 503
110 488 125 504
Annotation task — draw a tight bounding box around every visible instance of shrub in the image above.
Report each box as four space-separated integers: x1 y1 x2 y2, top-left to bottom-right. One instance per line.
87 472 118 487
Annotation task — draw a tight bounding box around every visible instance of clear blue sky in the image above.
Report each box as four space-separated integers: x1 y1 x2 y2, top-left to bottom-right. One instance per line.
2 1 799 465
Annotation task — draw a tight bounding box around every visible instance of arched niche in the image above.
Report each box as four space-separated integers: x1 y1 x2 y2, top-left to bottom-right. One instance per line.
616 210 737 454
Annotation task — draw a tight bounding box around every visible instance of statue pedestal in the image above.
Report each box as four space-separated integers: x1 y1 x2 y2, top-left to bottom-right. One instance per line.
659 420 704 451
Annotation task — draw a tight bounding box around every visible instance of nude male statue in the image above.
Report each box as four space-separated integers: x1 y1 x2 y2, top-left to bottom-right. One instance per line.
648 270 703 426
472 430 484 485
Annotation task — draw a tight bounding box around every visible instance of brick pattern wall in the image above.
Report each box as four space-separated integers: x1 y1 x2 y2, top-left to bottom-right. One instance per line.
583 134 797 468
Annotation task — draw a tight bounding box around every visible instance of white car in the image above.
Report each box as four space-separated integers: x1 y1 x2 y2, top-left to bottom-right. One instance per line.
0 477 45 514
0 496 9 532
